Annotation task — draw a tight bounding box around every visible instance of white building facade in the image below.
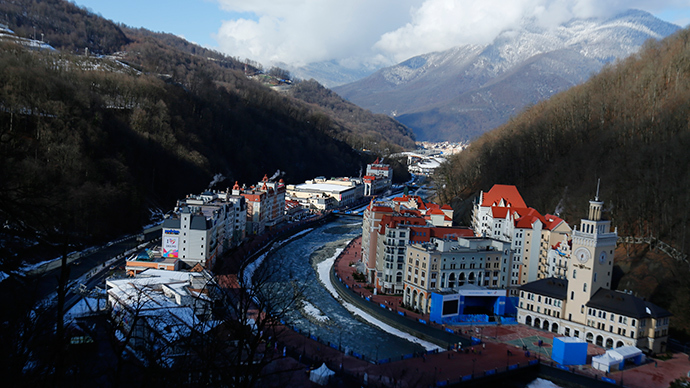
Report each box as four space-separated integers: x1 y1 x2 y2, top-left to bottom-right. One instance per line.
516 197 671 354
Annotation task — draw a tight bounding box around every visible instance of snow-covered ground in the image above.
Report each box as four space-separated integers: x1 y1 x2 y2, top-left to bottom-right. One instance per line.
316 249 441 352
528 378 563 388
64 295 107 322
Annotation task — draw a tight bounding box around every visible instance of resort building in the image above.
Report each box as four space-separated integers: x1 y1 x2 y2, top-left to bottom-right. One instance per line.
516 195 671 354
471 184 571 294
106 269 220 365
286 177 363 209
363 158 392 196
126 249 181 276
404 237 512 313
361 195 462 289
161 189 247 268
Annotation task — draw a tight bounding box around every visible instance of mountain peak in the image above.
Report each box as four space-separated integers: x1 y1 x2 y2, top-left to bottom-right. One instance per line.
333 9 680 142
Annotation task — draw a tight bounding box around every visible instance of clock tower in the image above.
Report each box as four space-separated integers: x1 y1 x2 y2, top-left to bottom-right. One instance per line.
564 186 618 324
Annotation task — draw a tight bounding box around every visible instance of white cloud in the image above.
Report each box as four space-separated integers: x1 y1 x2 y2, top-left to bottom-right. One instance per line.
212 0 688 68
213 0 415 67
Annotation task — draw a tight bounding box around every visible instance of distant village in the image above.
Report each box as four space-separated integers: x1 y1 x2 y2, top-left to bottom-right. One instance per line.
101 156 670 381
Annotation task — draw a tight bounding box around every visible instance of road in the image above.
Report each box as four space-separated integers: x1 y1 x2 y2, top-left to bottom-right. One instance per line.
33 225 162 310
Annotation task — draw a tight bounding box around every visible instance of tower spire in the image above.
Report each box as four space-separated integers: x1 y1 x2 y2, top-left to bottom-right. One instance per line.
595 179 601 201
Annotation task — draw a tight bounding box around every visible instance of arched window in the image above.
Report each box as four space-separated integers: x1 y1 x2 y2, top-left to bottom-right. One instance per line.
583 283 587 292
573 269 577 279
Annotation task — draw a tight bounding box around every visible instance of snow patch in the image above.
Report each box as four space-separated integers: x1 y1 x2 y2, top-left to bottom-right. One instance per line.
316 251 441 352
301 300 330 323
527 378 563 388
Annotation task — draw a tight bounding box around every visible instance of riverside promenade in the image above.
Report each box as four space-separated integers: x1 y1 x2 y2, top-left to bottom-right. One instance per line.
230 222 690 387
268 238 538 387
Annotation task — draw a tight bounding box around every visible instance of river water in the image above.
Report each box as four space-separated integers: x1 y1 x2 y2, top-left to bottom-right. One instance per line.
259 216 426 361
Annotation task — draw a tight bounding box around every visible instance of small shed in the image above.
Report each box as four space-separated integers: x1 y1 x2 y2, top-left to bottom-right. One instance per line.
309 363 335 385
552 337 587 366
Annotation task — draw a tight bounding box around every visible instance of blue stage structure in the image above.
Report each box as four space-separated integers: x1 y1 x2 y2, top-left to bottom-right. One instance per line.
429 285 518 324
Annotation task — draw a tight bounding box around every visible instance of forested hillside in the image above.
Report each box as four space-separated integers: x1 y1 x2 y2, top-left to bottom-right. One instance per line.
0 0 415 266
289 79 416 151
435 28 690 335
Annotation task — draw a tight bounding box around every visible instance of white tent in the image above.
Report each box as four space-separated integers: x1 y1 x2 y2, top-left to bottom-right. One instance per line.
592 346 645 373
309 363 335 385
592 353 620 372
610 346 643 361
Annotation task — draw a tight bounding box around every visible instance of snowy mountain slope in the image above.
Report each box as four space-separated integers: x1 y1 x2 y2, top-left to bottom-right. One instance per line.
333 9 680 141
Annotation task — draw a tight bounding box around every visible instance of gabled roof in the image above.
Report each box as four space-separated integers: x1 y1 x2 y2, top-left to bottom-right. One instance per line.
514 208 545 229
587 289 672 319
520 277 568 300
481 184 527 208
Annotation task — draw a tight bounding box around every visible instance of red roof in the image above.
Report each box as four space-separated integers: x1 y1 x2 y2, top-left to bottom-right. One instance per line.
285 200 301 210
514 208 546 228
408 226 475 243
481 184 527 208
378 214 427 234
426 203 441 211
369 205 393 213
543 214 566 230
491 207 510 218
400 209 422 217
432 227 474 239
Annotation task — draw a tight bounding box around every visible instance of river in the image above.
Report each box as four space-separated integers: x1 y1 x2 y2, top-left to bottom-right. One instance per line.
258 216 427 361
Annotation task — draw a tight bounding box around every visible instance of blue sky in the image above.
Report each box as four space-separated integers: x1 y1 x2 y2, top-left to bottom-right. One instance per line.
76 0 690 68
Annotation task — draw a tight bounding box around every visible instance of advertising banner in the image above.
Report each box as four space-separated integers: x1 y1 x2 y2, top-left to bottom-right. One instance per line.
163 236 179 258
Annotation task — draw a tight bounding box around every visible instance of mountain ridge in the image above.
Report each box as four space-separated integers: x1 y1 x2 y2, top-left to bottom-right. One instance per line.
333 9 680 141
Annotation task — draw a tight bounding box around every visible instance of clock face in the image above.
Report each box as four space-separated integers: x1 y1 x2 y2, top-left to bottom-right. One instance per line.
599 251 607 264
575 247 591 263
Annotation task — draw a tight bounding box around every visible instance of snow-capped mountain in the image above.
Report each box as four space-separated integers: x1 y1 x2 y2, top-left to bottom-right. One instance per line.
333 9 680 141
